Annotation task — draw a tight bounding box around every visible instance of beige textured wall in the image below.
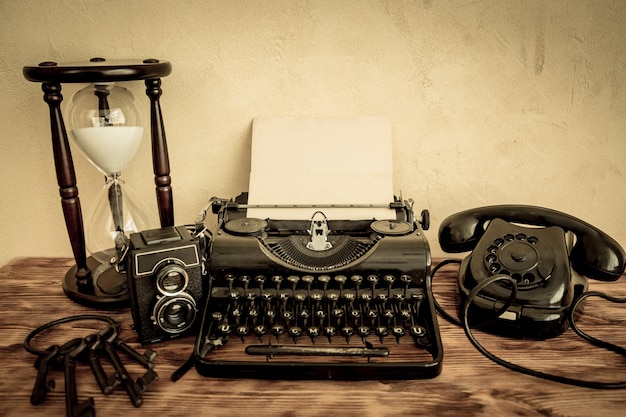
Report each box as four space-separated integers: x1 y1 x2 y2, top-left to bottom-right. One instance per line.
1 0 625 267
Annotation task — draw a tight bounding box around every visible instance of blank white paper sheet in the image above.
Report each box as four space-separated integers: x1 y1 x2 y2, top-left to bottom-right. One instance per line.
246 116 396 221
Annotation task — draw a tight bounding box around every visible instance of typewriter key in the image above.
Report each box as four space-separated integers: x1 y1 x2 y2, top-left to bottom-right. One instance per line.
301 275 314 293
237 325 249 341
254 275 267 290
311 290 323 302
272 275 284 291
392 326 405 343
271 324 285 341
376 326 389 343
383 274 396 286
219 323 232 336
410 325 426 338
225 274 236 291
325 326 337 342
411 292 424 301
400 274 412 285
282 311 294 323
343 291 356 304
254 325 267 340
299 308 311 320
289 326 302 342
239 275 251 295
295 292 306 303
341 326 354 343
304 329 317 343
350 274 363 283
327 292 340 309
332 308 344 320
334 275 347 287
318 275 331 290
248 306 259 319
367 275 379 287
357 326 370 339
287 275 300 291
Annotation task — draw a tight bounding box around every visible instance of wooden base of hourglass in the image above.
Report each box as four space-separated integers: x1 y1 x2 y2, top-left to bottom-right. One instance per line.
63 256 129 308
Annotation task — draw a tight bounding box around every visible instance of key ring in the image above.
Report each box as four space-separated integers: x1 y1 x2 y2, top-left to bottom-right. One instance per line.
24 314 119 357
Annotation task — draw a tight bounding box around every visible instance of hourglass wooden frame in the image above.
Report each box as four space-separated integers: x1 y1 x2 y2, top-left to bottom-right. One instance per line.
23 58 174 307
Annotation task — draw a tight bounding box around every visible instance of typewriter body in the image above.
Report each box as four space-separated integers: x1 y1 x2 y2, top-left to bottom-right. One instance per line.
193 192 443 379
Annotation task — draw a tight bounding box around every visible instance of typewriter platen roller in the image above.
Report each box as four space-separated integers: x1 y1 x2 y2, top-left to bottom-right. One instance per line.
193 193 443 380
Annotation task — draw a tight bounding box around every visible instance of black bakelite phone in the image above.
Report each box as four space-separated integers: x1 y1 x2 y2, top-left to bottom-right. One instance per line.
438 205 626 339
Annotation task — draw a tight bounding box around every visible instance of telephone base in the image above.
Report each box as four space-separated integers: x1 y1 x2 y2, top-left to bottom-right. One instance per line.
457 257 589 340
457 289 586 340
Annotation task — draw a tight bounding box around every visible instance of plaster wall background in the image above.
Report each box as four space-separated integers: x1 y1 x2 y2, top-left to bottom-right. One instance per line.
1 0 625 268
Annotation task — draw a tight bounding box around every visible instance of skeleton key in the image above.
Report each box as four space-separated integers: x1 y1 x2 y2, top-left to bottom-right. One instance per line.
111 338 159 392
30 344 60 405
103 341 143 407
85 334 120 395
31 337 83 405
43 338 83 369
136 368 159 393
113 338 157 370
64 339 95 417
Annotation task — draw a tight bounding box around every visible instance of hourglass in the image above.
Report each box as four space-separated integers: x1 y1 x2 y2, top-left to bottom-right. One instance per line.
68 82 154 281
23 58 174 307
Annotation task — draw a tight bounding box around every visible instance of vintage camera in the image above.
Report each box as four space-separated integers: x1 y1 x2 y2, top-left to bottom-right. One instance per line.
127 225 207 344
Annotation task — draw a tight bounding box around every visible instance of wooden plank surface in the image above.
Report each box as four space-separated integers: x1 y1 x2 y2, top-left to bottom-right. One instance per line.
0 257 624 417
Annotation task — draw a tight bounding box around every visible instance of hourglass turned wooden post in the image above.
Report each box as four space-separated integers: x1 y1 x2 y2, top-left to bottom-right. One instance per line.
42 80 93 289
23 58 173 308
144 74 174 228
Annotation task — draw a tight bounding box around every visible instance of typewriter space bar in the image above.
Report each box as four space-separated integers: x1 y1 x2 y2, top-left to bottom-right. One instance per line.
245 345 389 357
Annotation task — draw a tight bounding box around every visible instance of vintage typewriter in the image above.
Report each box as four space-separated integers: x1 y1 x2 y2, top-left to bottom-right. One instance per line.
192 192 443 379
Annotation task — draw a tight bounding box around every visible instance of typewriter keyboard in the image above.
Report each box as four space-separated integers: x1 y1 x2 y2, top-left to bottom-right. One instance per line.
194 272 443 379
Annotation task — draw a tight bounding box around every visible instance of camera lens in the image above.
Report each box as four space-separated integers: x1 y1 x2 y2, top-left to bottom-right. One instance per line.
161 270 186 293
164 302 185 326
152 292 197 334
155 262 189 296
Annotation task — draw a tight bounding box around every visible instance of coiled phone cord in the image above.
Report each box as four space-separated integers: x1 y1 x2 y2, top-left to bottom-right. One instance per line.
431 259 626 390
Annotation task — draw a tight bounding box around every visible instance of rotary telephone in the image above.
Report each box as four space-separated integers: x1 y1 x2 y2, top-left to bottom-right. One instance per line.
438 205 626 339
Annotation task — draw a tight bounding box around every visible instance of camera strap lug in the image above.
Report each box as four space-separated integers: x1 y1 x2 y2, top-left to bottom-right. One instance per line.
115 243 130 274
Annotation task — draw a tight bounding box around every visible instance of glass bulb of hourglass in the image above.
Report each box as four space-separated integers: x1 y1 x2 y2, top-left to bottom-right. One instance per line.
69 83 143 174
68 82 157 265
87 174 152 264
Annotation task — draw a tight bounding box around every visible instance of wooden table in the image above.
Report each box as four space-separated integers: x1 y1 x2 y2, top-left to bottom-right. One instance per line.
1 257 625 417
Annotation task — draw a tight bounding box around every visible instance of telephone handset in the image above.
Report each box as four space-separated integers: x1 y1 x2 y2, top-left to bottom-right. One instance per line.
438 205 626 339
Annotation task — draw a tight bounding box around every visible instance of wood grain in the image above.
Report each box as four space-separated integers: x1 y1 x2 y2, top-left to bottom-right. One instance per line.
0 257 624 417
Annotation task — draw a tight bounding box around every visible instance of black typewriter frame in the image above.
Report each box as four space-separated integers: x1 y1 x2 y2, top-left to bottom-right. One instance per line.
192 193 443 380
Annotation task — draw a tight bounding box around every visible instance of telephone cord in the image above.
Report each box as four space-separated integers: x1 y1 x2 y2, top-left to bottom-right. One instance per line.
431 259 626 390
